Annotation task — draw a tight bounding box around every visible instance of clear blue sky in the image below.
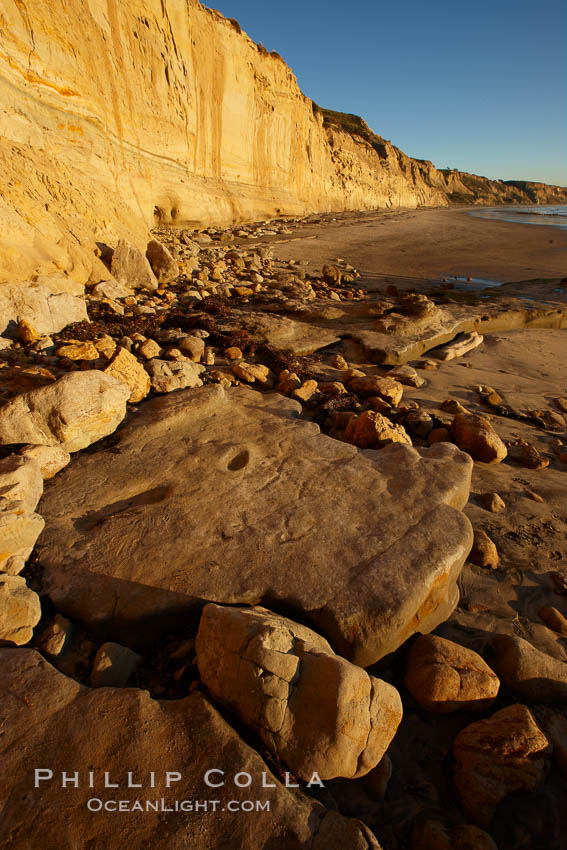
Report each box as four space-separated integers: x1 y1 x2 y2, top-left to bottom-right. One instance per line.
208 0 567 186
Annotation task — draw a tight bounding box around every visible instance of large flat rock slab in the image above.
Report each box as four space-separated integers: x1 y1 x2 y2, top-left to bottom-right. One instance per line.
38 386 473 665
0 649 379 849
346 300 567 364
216 309 340 354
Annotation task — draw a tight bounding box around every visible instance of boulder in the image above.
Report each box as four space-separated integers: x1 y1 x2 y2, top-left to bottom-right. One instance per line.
453 704 551 827
0 371 130 453
387 364 424 388
469 529 499 569
478 492 506 513
440 398 468 415
0 574 41 644
177 335 205 362
36 614 73 659
345 411 412 449
104 347 150 403
0 279 87 339
428 427 452 444
451 413 507 464
225 346 243 360
490 633 567 704
145 239 178 283
145 359 204 393
319 381 347 397
404 635 499 713
332 354 348 369
539 606 567 637
349 376 404 406
90 642 142 688
434 332 483 361
293 379 318 402
137 338 162 360
535 707 567 780
0 454 43 511
0 501 45 574
196 604 403 781
18 319 39 343
508 440 549 470
110 240 158 291
55 341 99 360
322 264 342 285
19 445 71 479
37 386 474 664
404 408 434 438
90 279 132 301
0 649 380 849
233 362 271 385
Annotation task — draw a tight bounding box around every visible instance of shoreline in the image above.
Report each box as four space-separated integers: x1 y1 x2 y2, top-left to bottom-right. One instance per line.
264 206 567 287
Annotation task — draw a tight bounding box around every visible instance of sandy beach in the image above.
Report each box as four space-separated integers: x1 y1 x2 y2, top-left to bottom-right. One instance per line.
271 206 567 289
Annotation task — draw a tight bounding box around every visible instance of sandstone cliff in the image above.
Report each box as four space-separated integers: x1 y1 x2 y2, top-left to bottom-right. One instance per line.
0 0 565 285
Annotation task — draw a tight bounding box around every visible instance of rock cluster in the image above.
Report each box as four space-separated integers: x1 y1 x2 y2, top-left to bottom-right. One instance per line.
0 222 565 850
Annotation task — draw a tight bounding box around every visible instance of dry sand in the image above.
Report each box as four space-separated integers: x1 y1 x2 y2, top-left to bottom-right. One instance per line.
271 206 567 289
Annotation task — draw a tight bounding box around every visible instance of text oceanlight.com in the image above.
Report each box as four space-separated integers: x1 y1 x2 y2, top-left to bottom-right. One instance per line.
86 799 271 813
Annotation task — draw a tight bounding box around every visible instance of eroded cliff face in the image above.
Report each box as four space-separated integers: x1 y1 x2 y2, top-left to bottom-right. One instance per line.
0 0 565 285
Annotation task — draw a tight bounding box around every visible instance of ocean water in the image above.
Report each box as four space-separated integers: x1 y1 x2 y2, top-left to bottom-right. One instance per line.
469 205 567 229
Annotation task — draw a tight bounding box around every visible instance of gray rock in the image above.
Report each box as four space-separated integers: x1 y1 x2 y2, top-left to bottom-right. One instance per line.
144 359 204 393
110 240 158 291
38 386 473 663
0 278 87 339
196 604 403 781
0 371 130 453
145 239 178 283
90 279 132 300
0 649 381 848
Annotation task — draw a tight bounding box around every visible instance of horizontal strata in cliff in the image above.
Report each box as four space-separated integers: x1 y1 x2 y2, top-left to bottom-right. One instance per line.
0 0 566 287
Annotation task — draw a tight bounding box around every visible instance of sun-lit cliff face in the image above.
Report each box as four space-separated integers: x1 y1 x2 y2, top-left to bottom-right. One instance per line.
0 0 565 284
